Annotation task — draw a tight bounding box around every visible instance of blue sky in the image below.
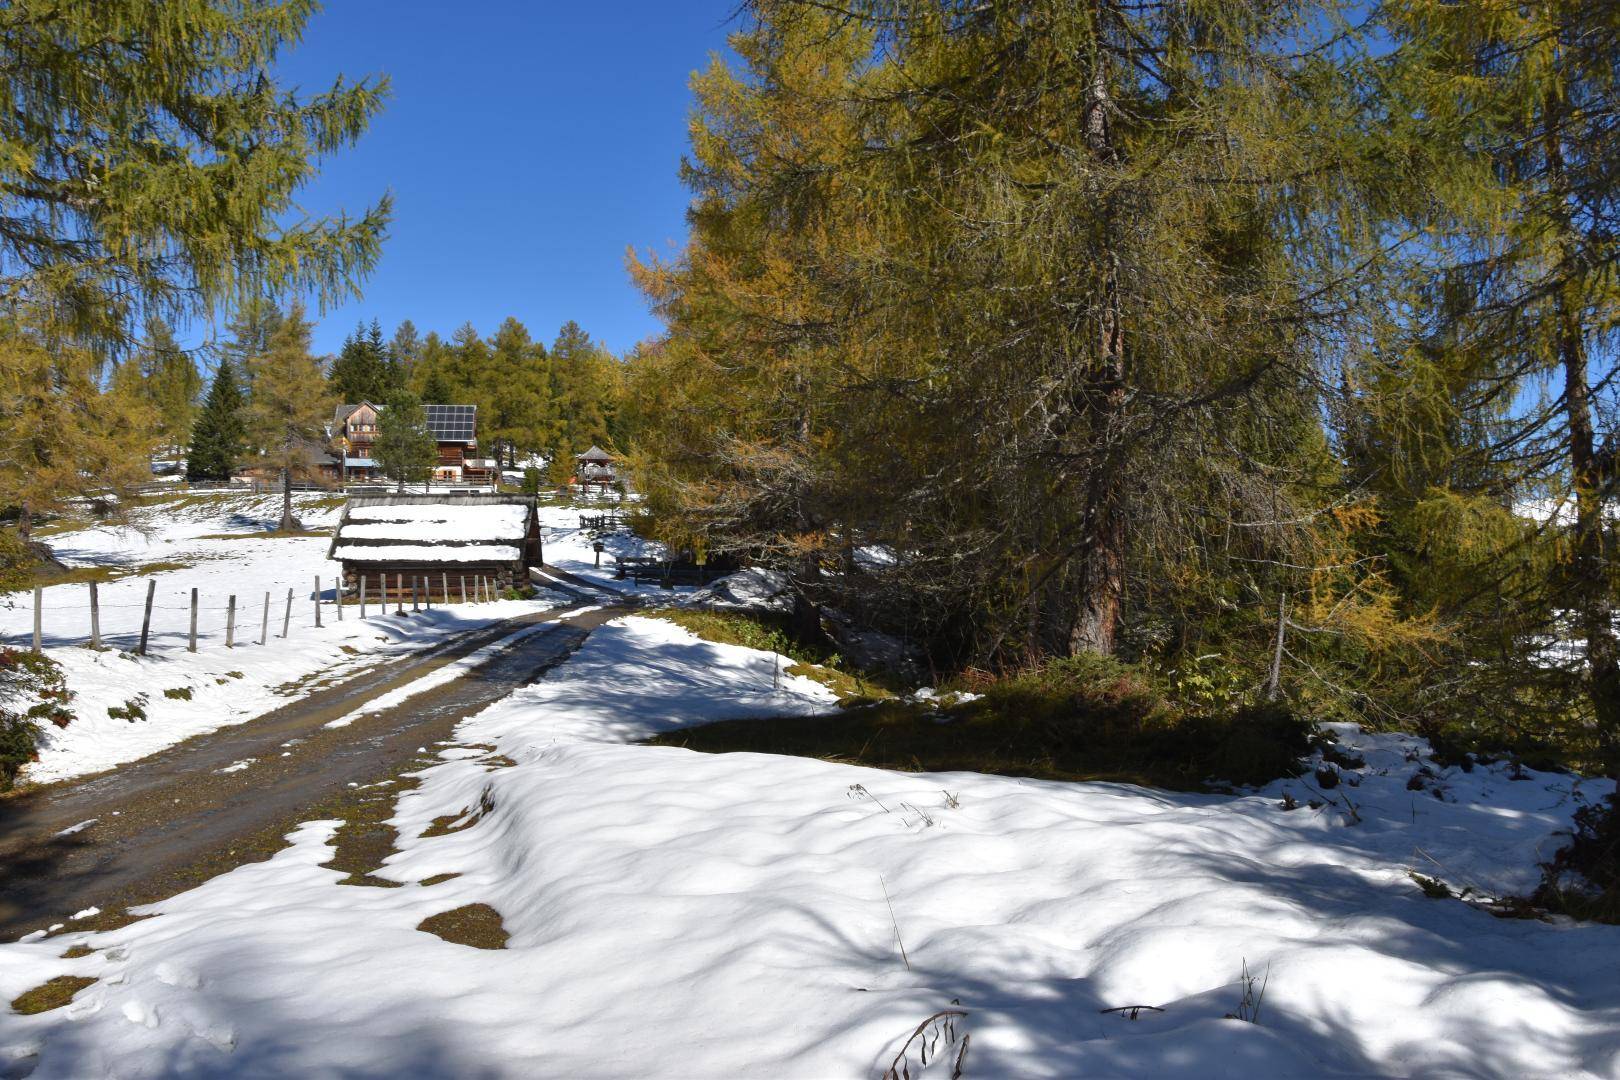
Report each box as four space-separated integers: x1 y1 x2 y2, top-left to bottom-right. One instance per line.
201 0 740 358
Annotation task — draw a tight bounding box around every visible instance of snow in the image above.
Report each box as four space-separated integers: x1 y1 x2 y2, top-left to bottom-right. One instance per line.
2 616 1617 1078
329 543 523 563
338 502 532 544
0 492 561 784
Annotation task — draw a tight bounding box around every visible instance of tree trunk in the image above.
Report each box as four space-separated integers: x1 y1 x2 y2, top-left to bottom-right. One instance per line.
1068 52 1128 657
278 466 300 532
16 503 31 543
1560 292 1620 772
1547 90 1620 774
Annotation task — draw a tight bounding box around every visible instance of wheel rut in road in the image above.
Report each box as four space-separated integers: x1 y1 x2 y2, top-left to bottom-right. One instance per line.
0 602 625 942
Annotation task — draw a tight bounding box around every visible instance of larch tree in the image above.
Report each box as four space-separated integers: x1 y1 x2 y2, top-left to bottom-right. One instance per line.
246 302 333 531
1383 0 1620 772
631 0 1424 673
112 317 202 456
0 0 391 348
0 316 157 543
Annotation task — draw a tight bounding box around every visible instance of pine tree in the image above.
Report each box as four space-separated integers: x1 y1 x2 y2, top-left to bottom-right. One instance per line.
246 302 333 531
374 390 437 492
186 356 247 482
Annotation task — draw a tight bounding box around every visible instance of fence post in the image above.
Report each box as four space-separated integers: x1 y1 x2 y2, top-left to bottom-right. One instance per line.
226 594 236 648
313 575 323 628
32 586 42 653
412 577 421 613
335 575 344 621
88 582 100 650
460 575 467 605
395 573 404 616
138 579 156 656
188 587 198 652
359 575 368 620
260 592 270 645
441 572 448 605
425 576 432 610
282 588 293 638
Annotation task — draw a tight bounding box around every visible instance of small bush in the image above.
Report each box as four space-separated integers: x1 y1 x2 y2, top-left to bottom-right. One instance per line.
1536 794 1620 923
521 467 542 496
107 693 149 722
0 648 74 790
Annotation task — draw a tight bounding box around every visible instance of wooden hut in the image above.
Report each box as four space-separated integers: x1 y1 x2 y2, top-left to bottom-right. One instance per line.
327 493 540 600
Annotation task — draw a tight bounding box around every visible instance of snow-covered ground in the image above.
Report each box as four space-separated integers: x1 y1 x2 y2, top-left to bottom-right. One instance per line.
1 493 564 784
3 614 1616 1078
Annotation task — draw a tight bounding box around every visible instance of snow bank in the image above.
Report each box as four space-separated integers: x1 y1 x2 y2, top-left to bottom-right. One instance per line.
3 616 1618 1078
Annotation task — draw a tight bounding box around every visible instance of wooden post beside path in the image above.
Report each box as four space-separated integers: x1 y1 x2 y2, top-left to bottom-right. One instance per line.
460 575 467 605
138 579 156 656
335 576 343 621
282 588 293 638
313 575 323 629
441 572 449 606
32 587 41 653
88 582 100 650
226 594 236 648
188 587 198 652
260 592 270 646
395 573 404 616
359 576 368 620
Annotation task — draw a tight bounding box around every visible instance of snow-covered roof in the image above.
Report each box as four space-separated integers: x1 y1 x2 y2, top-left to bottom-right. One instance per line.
333 543 522 563
330 498 534 564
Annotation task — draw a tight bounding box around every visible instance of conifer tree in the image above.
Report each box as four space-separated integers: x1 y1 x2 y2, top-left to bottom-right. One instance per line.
374 390 436 492
113 317 202 456
0 0 390 348
246 302 333 530
329 319 398 404
0 314 157 541
186 357 247 482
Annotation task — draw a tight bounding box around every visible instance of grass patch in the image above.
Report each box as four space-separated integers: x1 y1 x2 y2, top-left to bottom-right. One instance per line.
421 785 494 837
650 653 1311 792
10 975 96 1015
648 608 903 701
322 774 421 889
162 686 192 701
419 872 461 887
416 903 508 949
27 559 192 588
59 945 94 959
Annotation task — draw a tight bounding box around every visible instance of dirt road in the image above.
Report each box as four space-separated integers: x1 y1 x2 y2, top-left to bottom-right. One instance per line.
0 602 624 941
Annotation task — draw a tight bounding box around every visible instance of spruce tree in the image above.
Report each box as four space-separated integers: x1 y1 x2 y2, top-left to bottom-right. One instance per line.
186 356 247 482
374 390 436 492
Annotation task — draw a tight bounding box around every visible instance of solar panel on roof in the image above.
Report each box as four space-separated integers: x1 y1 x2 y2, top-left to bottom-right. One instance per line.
423 404 476 441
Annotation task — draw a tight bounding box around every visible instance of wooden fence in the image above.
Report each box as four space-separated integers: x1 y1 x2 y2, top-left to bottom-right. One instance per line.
16 570 511 657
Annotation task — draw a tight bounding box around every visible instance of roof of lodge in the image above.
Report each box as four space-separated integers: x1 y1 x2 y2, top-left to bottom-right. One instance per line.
576 445 614 462
335 402 478 443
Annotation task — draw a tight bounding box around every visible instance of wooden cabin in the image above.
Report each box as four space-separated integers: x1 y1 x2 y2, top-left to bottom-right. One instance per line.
327 493 540 600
